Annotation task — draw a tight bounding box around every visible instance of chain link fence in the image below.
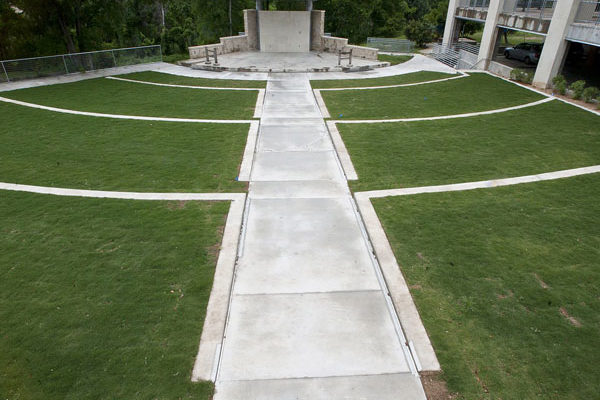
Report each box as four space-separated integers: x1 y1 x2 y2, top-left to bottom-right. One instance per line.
0 45 162 83
366 38 415 53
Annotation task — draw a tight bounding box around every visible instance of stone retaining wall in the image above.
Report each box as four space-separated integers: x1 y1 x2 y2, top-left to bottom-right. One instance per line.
189 35 249 59
321 36 378 60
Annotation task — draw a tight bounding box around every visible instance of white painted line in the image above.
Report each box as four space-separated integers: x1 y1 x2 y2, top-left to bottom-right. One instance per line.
253 89 265 118
317 72 468 91
238 121 260 181
335 97 554 124
358 165 600 199
0 96 253 124
313 89 331 118
353 193 441 372
326 120 357 180
191 196 246 382
0 181 245 201
106 76 261 91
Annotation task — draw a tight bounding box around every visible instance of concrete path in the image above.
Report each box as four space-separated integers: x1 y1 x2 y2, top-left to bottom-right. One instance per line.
213 73 426 399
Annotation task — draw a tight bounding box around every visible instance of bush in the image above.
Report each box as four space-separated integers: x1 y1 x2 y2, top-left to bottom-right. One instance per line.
404 20 435 48
582 87 599 103
552 75 567 95
569 80 586 100
510 68 534 84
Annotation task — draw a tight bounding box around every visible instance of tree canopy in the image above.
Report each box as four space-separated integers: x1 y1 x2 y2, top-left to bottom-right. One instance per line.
0 0 448 59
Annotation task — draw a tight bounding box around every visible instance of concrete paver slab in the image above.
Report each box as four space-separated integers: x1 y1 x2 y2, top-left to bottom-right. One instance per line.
251 151 344 181
257 124 332 152
214 373 426 400
218 291 411 381
248 180 348 199
235 198 381 294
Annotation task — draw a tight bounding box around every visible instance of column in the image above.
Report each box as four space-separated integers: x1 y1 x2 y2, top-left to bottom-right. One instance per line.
532 0 579 89
442 0 460 46
476 0 505 70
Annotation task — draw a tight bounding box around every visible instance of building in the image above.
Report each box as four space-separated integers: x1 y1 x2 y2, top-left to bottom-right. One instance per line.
442 0 600 88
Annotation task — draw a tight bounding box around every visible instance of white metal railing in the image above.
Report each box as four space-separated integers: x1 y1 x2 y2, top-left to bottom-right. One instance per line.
574 0 600 24
0 45 162 83
459 0 490 9
503 0 556 19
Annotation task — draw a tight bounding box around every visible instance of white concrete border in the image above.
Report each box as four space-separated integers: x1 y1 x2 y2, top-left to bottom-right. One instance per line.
106 76 261 91
0 96 253 124
238 121 260 181
354 193 440 372
335 97 554 124
326 120 357 180
253 89 266 119
316 72 468 91
357 165 600 199
0 181 245 201
313 89 331 118
192 195 246 382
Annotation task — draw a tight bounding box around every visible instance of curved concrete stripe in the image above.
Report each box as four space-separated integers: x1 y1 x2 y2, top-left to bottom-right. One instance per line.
335 97 554 124
356 165 600 199
106 76 261 91
0 96 253 124
316 72 468 91
0 181 245 201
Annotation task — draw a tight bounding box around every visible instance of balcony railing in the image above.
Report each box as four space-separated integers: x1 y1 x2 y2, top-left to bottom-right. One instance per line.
574 0 600 24
459 0 490 9
503 0 556 19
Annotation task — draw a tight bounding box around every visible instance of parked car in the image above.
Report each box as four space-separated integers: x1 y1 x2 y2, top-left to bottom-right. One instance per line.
504 42 543 64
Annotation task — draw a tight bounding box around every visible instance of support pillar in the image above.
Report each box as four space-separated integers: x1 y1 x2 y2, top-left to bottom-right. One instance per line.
256 0 262 10
476 0 505 70
532 0 578 88
442 0 460 46
306 0 313 11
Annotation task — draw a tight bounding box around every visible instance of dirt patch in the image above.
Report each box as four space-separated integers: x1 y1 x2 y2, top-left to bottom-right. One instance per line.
208 224 226 261
542 88 599 113
559 307 582 327
417 252 425 260
497 290 513 299
473 367 489 394
166 200 188 210
420 371 456 400
533 273 550 289
409 284 423 290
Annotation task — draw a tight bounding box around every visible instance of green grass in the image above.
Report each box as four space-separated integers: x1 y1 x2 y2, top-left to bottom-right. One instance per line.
374 174 600 398
0 102 248 192
340 101 600 191
467 29 545 46
310 71 454 89
1 77 258 119
116 71 267 88
0 190 230 399
378 54 413 65
323 73 543 119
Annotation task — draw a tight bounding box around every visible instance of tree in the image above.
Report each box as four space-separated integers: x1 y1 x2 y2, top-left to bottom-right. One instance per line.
404 19 434 47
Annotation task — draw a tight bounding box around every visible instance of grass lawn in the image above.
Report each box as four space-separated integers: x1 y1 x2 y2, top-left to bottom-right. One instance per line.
311 71 454 89
0 102 248 192
0 191 230 399
0 77 257 120
374 174 600 398
341 101 600 191
378 54 413 65
322 73 543 119
116 71 267 88
467 29 545 46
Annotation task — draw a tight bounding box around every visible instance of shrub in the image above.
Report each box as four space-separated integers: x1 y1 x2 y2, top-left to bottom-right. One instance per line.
582 87 599 103
404 20 435 48
510 68 533 84
569 80 586 100
552 75 567 95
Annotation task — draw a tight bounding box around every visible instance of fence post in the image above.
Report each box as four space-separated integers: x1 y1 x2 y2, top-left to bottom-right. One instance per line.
159 46 163 62
213 48 218 64
1 61 9 82
62 55 69 74
111 50 117 67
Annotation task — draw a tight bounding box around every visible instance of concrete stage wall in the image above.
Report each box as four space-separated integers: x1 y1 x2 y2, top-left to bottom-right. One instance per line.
259 11 311 52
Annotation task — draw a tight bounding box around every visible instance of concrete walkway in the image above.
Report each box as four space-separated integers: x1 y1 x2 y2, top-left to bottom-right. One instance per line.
213 73 426 399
